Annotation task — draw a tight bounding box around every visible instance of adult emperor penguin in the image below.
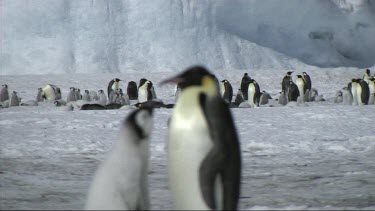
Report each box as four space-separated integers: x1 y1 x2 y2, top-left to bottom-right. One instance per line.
302 72 312 91
138 80 152 103
282 71 293 93
240 73 251 100
349 79 358 106
161 65 241 210
127 81 138 100
85 107 154 210
288 80 300 102
363 69 371 84
0 84 9 102
368 78 375 104
357 79 370 105
42 84 57 101
107 78 122 99
296 75 307 103
248 79 261 108
220 80 233 104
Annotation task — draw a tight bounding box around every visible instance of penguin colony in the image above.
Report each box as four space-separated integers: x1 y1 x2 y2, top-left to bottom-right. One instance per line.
1 66 374 210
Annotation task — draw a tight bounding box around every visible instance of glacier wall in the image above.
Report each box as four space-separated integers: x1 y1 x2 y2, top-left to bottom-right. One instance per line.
1 0 375 75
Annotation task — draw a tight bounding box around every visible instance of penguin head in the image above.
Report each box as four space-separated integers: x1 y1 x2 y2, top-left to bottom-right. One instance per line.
125 108 154 140
302 72 308 75
38 88 42 91
286 71 293 76
114 78 121 82
296 75 303 78
85 90 89 94
70 87 75 91
98 89 104 94
365 69 370 75
161 66 219 94
2 84 8 88
139 78 148 88
76 88 81 93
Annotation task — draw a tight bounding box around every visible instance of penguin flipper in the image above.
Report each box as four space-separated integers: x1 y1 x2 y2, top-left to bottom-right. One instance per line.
199 94 241 210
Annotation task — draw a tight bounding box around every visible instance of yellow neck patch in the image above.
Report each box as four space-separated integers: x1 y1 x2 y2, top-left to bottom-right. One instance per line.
202 76 218 96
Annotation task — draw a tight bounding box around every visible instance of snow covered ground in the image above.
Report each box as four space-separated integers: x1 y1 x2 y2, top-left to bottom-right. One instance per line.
1 69 375 210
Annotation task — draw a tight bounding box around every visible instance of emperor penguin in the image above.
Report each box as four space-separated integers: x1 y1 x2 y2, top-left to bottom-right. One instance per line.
369 93 375 105
42 84 57 101
89 91 99 101
75 88 82 100
302 72 312 91
36 88 44 102
282 71 293 94
357 79 370 105
174 82 183 102
368 78 375 104
10 91 20 106
288 80 300 102
260 91 272 105
363 69 371 84
248 79 261 108
138 80 152 103
55 87 62 100
296 75 307 103
342 87 353 105
0 84 9 102
161 66 241 210
234 89 245 107
97 90 107 106
66 87 76 103
82 90 91 102
127 81 138 100
220 80 233 104
107 78 122 99
240 73 251 100
150 81 157 100
349 79 359 106
334 90 343 103
109 89 118 104
85 107 154 210
278 91 288 106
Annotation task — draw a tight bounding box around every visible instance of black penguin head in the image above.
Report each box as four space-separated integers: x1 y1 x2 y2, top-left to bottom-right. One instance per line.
125 107 154 140
286 71 293 76
98 89 104 94
161 66 219 91
296 75 303 78
244 73 248 77
365 69 370 75
85 90 89 94
13 91 17 94
38 88 42 91
139 78 148 88
70 87 75 91
2 84 8 88
114 78 121 82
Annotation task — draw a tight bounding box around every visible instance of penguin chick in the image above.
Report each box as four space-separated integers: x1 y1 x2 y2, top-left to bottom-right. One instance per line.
334 90 343 103
89 91 99 101
82 90 91 102
97 90 107 106
10 91 20 106
85 108 154 210
66 87 76 102
278 90 288 106
36 88 44 102
0 84 9 102
260 91 272 105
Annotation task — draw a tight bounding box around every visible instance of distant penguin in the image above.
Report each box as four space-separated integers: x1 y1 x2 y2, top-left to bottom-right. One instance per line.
97 90 107 106
107 78 122 99
368 78 375 104
278 91 288 106
0 84 9 102
349 79 359 106
66 87 76 103
108 89 118 104
282 71 293 94
85 108 153 210
42 84 57 101
36 88 44 102
304 89 311 102
127 81 138 100
55 87 62 100
296 75 307 103
82 90 91 101
302 72 312 91
363 69 371 84
240 73 252 100
220 80 233 104
334 90 343 103
89 91 99 101
342 87 353 105
260 91 272 105
248 79 261 108
75 88 82 100
234 89 245 106
161 66 241 210
288 80 299 102
150 82 157 100
138 81 152 103
357 79 370 105
10 91 20 106
139 78 148 88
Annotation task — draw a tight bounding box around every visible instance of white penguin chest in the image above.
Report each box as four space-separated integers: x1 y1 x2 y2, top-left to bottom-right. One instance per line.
168 88 213 209
248 84 256 105
220 82 225 97
138 86 148 103
296 79 305 95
